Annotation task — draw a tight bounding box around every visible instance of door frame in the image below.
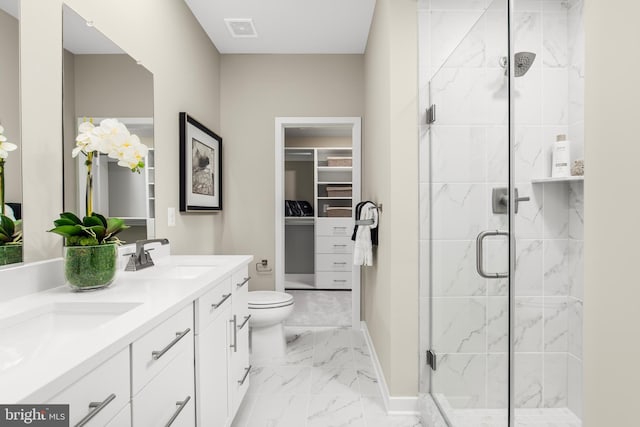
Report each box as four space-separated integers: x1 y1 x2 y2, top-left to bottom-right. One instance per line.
275 117 362 329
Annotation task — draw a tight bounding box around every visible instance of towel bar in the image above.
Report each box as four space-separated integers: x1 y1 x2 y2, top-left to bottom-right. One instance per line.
355 219 375 226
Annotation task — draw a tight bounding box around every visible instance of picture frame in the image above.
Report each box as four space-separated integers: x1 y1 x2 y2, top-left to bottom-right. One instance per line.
179 112 222 211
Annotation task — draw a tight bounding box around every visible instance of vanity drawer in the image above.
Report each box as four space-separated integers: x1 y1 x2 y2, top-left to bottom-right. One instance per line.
131 304 194 394
196 276 232 332
316 272 352 289
48 347 129 427
232 266 250 317
316 218 354 237
133 342 195 427
316 236 353 254
316 253 353 272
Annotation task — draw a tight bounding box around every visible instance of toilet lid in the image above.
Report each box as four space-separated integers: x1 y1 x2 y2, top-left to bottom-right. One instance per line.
248 291 294 307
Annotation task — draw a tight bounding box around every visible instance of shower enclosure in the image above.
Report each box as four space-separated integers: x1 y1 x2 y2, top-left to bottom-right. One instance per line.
419 0 584 426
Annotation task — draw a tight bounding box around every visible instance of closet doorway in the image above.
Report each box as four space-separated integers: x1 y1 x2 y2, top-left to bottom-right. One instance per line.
275 117 361 329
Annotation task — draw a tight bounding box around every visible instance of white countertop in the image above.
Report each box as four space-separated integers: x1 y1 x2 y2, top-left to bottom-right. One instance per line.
0 254 253 403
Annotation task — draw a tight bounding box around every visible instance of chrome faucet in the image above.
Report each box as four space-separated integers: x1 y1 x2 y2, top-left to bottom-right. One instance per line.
125 238 170 271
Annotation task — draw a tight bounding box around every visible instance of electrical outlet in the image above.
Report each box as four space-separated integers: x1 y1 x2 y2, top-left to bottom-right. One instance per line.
168 207 176 227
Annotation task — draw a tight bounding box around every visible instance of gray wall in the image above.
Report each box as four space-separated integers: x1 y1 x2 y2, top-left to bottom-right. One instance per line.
20 0 221 261
219 54 364 291
584 0 640 425
363 0 419 396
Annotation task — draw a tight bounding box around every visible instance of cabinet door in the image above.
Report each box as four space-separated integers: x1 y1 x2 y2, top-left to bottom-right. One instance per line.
132 344 195 427
104 404 131 427
229 264 251 417
196 304 230 427
48 348 129 426
229 323 250 416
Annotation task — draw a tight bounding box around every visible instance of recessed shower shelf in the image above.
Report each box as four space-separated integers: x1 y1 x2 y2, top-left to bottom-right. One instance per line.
531 176 584 184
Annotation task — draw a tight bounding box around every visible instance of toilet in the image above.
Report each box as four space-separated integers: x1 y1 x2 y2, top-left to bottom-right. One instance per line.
247 291 294 360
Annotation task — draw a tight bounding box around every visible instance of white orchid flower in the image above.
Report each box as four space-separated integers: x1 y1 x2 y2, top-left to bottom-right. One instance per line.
0 141 17 159
72 118 149 172
0 126 17 159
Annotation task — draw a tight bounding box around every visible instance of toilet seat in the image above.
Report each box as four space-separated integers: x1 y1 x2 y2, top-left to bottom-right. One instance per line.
248 291 294 309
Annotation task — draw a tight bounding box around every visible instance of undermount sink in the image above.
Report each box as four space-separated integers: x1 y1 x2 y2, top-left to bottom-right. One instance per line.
0 302 141 372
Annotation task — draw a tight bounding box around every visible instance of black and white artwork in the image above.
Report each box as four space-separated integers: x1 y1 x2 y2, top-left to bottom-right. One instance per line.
179 113 222 211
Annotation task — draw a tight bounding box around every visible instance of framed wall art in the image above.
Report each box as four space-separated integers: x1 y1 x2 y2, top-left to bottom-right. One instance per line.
179 112 222 211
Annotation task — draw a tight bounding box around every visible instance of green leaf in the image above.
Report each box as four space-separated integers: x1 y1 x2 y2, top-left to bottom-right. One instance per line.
60 212 82 225
92 212 108 228
87 225 106 242
54 218 77 227
0 215 15 238
82 216 103 228
48 224 84 238
106 217 127 235
0 231 11 243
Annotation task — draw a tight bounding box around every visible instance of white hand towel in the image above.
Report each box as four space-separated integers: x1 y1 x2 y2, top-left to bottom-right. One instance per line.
353 202 378 266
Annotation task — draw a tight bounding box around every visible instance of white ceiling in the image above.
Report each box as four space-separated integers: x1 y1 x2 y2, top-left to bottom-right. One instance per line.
63 5 124 55
184 0 376 54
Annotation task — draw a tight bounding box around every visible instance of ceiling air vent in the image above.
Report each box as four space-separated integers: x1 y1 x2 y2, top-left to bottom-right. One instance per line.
224 18 258 38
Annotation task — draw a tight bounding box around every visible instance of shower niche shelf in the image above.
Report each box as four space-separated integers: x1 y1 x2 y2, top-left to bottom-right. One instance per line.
531 176 584 184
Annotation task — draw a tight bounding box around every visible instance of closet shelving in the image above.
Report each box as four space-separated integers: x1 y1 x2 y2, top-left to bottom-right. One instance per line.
284 146 357 290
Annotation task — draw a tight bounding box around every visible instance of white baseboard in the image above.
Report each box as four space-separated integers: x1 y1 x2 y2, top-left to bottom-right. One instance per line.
360 321 420 415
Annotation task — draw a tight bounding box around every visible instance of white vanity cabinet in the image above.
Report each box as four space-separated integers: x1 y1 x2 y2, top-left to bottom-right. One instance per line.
229 266 251 416
195 277 232 427
131 304 195 427
48 347 130 426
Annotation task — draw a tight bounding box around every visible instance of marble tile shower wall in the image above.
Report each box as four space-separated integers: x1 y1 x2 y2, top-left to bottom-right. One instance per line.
567 0 584 419
418 0 584 417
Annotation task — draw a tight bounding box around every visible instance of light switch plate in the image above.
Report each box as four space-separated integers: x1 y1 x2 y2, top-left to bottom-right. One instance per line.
168 207 176 227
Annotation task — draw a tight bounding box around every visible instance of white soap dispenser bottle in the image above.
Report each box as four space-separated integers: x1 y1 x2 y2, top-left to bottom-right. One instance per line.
551 134 571 178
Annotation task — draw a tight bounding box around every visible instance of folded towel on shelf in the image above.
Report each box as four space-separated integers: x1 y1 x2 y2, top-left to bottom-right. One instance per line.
353 201 378 267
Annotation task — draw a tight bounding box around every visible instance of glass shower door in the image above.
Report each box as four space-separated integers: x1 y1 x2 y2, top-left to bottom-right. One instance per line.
427 1 510 425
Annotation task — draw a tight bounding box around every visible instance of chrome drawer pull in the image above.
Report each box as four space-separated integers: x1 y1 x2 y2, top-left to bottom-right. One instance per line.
333 262 347 265
152 328 191 360
75 393 116 427
333 226 347 230
212 293 231 309
237 315 251 330
236 276 251 288
333 244 347 247
333 279 347 283
164 396 191 427
238 366 252 385
230 315 237 352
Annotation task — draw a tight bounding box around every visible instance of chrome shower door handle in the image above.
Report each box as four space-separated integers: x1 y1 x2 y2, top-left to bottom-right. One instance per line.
476 230 509 279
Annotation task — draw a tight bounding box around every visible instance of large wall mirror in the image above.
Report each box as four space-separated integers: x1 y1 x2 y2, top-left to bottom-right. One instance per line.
0 0 22 267
62 5 155 244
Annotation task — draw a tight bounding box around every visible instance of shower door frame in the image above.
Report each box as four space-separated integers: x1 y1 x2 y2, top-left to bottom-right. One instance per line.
425 0 518 425
507 0 516 424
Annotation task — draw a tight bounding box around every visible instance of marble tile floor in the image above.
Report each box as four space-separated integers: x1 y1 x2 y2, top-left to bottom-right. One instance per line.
447 407 581 427
285 291 352 327
232 327 423 427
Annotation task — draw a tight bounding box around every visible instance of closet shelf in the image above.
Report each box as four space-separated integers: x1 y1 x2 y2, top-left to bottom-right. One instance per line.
317 166 352 172
531 176 584 184
318 181 352 185
318 197 352 200
285 217 315 225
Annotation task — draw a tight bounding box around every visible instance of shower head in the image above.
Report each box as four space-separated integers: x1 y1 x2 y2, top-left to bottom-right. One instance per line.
499 52 537 77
